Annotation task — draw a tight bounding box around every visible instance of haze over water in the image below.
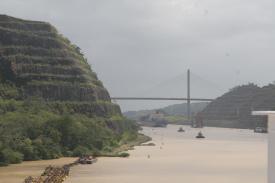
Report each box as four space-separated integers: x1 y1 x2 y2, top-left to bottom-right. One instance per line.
66 125 267 183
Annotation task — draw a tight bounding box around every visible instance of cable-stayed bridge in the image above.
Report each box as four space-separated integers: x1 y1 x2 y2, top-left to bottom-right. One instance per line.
111 97 214 102
110 70 216 121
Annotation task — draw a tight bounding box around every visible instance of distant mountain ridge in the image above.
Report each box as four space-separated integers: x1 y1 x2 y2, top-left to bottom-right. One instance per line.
124 102 209 121
125 83 275 129
200 83 275 129
162 102 210 116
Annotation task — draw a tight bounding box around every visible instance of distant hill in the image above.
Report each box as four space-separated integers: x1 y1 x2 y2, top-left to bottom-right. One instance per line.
162 102 209 116
125 83 275 129
124 102 209 124
138 111 168 127
200 83 275 129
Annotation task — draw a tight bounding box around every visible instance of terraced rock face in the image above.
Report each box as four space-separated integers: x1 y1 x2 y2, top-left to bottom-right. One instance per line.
200 84 275 129
0 15 120 117
0 15 139 166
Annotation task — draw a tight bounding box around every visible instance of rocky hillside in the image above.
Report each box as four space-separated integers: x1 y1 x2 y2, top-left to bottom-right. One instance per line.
0 15 119 115
0 15 138 166
200 83 275 129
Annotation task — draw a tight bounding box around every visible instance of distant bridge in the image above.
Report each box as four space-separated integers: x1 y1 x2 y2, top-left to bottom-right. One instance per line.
111 97 214 102
110 69 215 122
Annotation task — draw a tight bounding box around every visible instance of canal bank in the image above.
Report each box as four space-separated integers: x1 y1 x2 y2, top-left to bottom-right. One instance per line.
0 125 267 183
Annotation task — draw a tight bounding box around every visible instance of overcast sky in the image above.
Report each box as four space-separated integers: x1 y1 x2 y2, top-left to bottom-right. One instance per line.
1 0 274 111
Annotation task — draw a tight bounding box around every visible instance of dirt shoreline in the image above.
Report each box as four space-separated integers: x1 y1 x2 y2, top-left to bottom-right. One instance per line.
0 132 150 183
0 158 77 183
66 125 267 183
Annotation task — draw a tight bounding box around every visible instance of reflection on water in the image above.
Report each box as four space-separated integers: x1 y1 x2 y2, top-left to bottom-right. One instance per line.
66 125 267 183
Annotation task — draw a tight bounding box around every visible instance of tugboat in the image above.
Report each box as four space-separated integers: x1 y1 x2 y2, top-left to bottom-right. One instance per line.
178 127 185 132
78 155 97 164
196 131 205 139
254 127 267 133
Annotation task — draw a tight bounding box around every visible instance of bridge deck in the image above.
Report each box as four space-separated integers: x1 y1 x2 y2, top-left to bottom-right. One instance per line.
111 97 214 102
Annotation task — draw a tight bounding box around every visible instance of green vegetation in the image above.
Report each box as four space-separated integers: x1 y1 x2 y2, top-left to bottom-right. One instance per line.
118 152 130 158
0 15 144 166
164 115 188 124
99 133 151 157
0 98 138 166
200 83 270 129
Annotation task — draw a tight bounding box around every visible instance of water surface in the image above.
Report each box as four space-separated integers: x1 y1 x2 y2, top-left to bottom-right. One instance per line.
66 125 267 183
0 125 267 183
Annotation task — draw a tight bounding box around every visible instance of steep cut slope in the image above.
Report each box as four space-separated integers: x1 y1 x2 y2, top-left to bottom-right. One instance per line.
200 84 272 129
0 14 120 116
0 15 138 166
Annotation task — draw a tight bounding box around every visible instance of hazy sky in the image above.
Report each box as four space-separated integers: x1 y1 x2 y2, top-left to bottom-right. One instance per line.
1 0 274 111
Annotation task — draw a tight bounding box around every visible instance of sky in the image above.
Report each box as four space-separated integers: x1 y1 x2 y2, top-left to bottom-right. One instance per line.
0 0 274 111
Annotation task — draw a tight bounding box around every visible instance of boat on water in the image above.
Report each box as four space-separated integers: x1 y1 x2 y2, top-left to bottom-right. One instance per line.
196 131 205 139
77 155 97 165
254 127 267 133
178 127 185 132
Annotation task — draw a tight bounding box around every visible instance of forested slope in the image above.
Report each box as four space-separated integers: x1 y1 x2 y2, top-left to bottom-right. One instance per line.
200 84 274 129
0 15 138 166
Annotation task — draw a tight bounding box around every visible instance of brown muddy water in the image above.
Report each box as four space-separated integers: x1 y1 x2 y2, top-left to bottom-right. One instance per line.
0 158 77 183
0 125 267 183
66 125 267 183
